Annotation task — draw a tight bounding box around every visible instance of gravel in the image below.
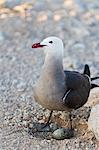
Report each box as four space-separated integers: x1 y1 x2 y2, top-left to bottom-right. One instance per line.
0 0 99 149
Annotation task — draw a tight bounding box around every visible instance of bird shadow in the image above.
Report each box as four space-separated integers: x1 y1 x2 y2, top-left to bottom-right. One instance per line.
27 122 75 140
28 122 52 140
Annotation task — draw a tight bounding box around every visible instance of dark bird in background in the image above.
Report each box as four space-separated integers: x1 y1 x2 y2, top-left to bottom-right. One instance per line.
32 37 99 138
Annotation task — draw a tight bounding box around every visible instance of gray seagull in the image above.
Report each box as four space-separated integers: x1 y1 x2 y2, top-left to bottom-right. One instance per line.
32 36 99 137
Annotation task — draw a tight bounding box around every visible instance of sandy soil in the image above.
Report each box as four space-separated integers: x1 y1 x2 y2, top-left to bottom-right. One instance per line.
0 0 99 149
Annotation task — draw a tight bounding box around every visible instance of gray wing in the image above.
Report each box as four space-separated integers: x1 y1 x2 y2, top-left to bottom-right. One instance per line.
63 71 91 109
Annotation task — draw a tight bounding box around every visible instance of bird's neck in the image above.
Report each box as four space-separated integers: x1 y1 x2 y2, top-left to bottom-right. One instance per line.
42 52 64 79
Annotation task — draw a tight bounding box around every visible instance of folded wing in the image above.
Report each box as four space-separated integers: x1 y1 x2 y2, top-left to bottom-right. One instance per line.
63 71 91 109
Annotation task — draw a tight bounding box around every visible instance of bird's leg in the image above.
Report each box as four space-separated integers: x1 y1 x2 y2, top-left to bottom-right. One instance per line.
60 112 74 139
42 111 53 128
28 111 53 134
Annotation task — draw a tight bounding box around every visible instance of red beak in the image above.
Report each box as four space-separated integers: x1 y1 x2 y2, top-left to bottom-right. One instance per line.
32 42 46 48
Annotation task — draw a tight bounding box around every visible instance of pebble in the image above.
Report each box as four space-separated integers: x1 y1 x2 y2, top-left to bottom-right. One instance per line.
52 128 74 140
29 123 33 128
37 13 48 22
23 112 29 120
0 0 99 149
22 120 28 127
16 81 26 92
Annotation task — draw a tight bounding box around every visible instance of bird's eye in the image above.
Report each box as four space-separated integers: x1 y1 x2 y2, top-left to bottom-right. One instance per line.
49 41 53 44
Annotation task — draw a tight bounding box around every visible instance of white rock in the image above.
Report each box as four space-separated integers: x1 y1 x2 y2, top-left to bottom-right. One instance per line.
88 105 99 141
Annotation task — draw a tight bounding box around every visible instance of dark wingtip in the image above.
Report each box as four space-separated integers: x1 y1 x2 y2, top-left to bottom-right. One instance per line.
83 64 90 77
91 76 99 81
91 83 99 89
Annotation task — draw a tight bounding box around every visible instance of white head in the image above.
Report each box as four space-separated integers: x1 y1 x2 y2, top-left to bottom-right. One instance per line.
32 36 64 57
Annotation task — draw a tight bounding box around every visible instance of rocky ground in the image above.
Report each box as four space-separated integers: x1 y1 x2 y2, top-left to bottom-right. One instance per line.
0 0 99 149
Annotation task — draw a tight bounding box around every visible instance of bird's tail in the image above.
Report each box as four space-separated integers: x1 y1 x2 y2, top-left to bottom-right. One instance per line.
83 64 90 77
83 64 99 89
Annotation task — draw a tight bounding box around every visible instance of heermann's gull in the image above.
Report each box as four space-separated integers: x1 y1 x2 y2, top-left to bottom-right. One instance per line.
32 36 99 136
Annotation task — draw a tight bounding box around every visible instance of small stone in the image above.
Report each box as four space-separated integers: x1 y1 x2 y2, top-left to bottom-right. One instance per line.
64 0 74 7
37 13 47 22
88 105 99 141
17 123 22 127
69 10 76 17
22 120 28 127
52 128 74 140
29 123 33 128
38 119 45 124
16 81 26 92
53 15 61 21
23 112 29 120
0 14 7 19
